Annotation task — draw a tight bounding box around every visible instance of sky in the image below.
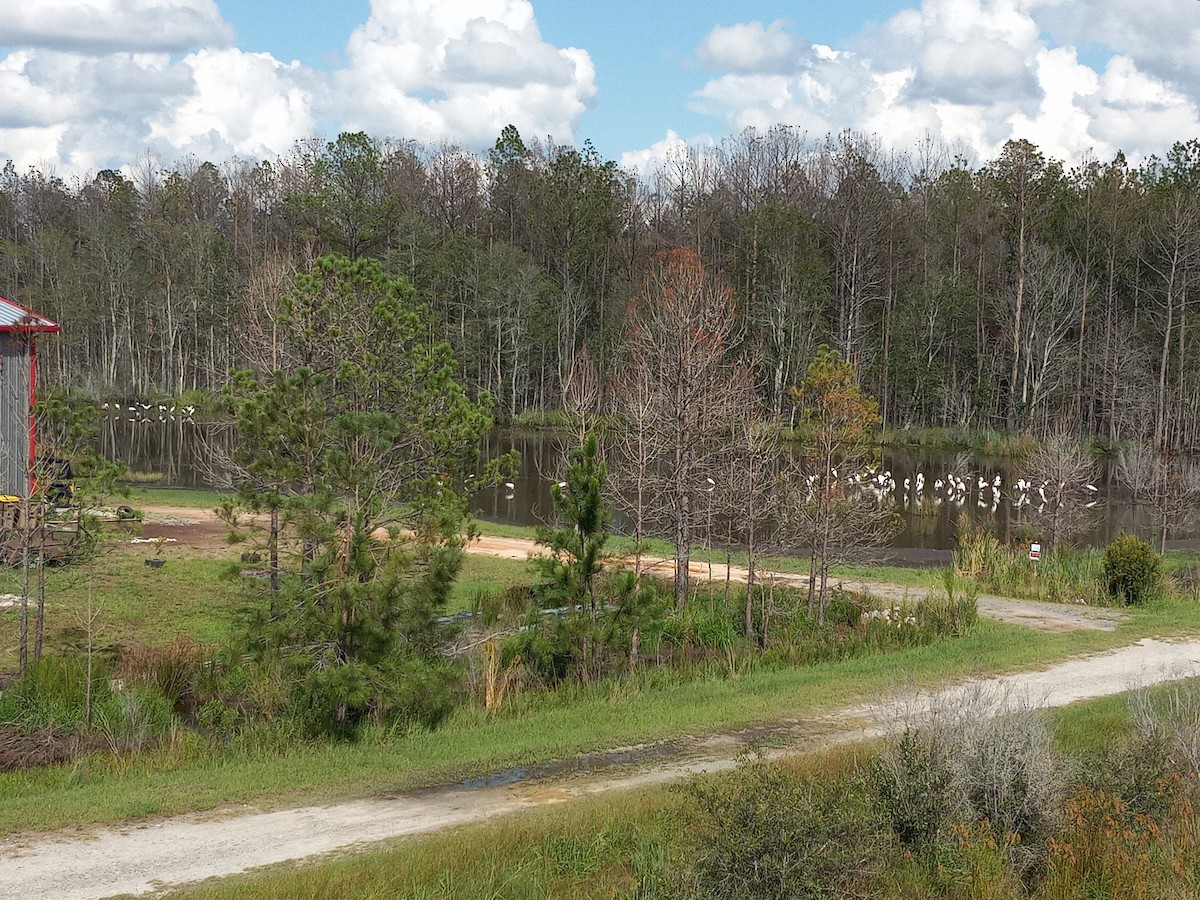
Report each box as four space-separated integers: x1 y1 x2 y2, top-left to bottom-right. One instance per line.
3 0 1200 178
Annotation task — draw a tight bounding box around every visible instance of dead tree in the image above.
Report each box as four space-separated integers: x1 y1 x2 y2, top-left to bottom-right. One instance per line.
1026 432 1098 552
1118 443 1200 552
620 248 753 606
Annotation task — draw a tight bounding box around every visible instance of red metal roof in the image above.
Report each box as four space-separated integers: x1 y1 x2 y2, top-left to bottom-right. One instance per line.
0 296 59 333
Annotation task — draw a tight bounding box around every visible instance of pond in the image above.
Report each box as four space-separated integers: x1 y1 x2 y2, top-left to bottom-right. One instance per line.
98 417 1197 553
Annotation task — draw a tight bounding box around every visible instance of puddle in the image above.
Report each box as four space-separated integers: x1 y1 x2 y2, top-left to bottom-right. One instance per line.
453 719 844 791
458 741 683 790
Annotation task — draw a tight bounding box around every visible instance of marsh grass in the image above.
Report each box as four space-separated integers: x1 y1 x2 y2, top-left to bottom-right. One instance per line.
876 426 1040 457
954 527 1109 605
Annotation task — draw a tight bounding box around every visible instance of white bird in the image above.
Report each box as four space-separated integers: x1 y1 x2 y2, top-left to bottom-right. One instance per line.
557 481 567 489
1086 484 1098 492
504 481 515 490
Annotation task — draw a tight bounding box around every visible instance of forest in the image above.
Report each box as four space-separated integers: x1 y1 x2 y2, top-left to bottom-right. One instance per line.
2 126 1199 449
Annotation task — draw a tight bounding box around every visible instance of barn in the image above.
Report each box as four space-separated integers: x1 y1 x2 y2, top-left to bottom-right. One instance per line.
0 296 60 499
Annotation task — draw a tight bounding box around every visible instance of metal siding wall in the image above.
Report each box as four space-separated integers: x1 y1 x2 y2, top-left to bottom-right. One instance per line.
0 334 31 496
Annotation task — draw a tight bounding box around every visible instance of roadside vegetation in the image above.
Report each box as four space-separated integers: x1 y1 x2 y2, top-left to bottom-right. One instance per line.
166 679 1200 900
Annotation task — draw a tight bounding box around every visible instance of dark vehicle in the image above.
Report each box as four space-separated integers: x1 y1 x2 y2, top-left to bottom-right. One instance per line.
37 456 75 506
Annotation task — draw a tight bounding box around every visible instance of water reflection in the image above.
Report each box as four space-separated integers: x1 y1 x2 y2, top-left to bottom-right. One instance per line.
100 420 1195 551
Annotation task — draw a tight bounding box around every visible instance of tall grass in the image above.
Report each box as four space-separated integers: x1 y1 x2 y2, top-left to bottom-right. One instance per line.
876 426 1040 457
954 525 1107 605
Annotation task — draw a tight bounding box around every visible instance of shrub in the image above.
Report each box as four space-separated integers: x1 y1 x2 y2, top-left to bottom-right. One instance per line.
676 758 883 899
115 636 211 710
876 686 1070 874
1103 534 1161 605
871 727 957 849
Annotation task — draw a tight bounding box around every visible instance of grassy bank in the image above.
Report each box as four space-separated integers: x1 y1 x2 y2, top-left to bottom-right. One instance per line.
166 689 1173 900
2 594 1194 837
1 492 1194 840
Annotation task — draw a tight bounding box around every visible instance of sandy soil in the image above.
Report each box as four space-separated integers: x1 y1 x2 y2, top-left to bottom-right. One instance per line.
130 504 1125 634
2 636 1198 899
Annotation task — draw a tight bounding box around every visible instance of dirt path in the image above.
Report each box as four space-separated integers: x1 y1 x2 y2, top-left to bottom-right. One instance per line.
2 636 1198 900
464 533 1122 633
133 505 1123 634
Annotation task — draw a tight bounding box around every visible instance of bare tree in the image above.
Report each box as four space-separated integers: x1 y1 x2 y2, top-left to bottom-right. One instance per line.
608 352 665 577
1004 244 1085 428
562 345 601 447
621 248 753 606
1118 443 1200 552
723 408 783 642
1025 432 1098 552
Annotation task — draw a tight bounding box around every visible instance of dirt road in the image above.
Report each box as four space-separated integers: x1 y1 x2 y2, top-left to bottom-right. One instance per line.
137 505 1124 634
2 636 1197 899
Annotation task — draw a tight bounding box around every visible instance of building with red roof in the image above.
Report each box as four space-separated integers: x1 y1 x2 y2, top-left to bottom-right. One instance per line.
0 296 60 499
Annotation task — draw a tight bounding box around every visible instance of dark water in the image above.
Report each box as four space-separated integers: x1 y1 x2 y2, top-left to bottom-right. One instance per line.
100 419 1197 552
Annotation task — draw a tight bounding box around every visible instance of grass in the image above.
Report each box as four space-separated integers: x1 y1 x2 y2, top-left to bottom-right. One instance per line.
447 554 536 612
113 486 230 511
174 780 677 900
1 512 1196 838
875 425 1041 457
0 544 534 665
167 690 1176 900
0 549 248 670
2 595 1193 837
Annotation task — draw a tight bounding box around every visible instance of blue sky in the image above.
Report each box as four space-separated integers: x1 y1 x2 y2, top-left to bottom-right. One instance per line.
214 0 923 161
2 1 1199 176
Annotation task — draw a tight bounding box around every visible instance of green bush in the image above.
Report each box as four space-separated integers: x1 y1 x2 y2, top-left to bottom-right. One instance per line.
1103 534 1161 605
0 655 112 732
677 759 883 899
870 727 956 849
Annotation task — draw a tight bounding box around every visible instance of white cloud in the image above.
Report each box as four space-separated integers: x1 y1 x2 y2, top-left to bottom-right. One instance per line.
696 20 800 75
619 129 690 176
0 0 233 54
0 0 597 174
148 49 315 163
332 0 597 147
686 0 1200 165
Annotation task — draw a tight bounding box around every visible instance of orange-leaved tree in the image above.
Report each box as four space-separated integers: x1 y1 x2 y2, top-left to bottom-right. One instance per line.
788 345 894 622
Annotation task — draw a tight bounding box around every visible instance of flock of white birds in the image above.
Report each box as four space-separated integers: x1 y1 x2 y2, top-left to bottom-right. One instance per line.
103 402 197 424
489 467 1104 515
810 468 1101 514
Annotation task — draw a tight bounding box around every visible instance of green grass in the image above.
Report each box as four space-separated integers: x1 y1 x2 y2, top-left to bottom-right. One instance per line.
4 595 1194 837
113 486 231 510
0 546 535 665
447 554 536 612
0 551 248 669
170 691 1164 900
1 514 1196 839
174 781 676 900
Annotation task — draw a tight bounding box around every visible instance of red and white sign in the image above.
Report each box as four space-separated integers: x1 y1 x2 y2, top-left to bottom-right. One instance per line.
1029 542 1041 561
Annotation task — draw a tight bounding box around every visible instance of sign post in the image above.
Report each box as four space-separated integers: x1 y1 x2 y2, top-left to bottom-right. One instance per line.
1029 542 1041 562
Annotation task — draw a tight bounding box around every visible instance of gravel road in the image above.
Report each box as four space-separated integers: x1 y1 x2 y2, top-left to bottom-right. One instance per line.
3 637 1198 899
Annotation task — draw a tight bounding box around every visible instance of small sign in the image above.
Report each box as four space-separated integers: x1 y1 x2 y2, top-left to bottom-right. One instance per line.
1029 542 1041 561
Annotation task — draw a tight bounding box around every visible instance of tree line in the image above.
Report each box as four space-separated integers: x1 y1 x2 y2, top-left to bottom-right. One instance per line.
3 127 1200 447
